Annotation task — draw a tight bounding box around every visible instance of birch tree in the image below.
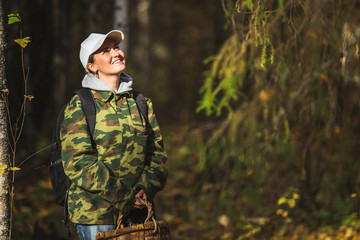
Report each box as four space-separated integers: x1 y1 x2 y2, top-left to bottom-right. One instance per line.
133 0 150 88
114 0 129 53
0 0 10 238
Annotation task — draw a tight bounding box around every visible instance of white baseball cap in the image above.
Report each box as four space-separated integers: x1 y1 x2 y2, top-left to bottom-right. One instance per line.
79 30 124 71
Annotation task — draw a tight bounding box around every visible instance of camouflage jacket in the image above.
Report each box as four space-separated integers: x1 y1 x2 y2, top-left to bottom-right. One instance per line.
60 90 168 224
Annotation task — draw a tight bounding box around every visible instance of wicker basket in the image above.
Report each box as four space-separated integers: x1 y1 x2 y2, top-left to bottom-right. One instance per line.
96 199 171 240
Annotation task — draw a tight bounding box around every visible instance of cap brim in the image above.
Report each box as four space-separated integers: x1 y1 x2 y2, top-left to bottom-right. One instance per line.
92 30 124 54
105 30 124 45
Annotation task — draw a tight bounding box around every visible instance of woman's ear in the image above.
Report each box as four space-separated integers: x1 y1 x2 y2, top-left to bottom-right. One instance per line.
87 62 97 73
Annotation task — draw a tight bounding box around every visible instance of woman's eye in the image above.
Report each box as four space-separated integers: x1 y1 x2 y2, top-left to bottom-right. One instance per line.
114 46 119 50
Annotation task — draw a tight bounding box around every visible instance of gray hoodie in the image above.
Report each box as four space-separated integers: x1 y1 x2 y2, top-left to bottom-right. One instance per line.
81 72 133 94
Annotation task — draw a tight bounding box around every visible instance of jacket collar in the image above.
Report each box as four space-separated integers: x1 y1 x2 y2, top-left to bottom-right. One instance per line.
92 90 132 102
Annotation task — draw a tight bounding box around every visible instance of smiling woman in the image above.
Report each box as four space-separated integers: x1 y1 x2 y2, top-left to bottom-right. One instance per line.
87 39 126 91
60 30 168 240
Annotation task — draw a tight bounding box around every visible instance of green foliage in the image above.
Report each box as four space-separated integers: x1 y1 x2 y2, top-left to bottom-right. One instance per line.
195 0 360 237
197 0 276 117
342 213 359 227
7 13 20 24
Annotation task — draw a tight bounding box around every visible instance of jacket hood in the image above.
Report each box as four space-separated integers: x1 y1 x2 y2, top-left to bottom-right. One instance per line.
81 72 133 94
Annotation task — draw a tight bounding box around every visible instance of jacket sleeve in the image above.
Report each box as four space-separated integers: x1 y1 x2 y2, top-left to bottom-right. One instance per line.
135 99 168 201
60 95 135 209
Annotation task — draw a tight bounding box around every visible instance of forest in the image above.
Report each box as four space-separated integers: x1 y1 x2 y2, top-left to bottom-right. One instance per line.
1 0 360 239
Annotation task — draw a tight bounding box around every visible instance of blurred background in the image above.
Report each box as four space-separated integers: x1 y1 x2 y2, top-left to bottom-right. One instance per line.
3 0 360 239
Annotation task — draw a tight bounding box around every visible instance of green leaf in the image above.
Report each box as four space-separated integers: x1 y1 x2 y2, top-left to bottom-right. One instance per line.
203 55 216 65
245 0 253 11
8 13 20 24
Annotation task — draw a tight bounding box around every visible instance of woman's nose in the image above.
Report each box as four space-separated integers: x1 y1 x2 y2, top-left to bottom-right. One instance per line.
110 48 119 57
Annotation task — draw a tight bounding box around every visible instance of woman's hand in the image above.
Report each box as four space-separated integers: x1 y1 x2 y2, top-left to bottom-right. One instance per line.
134 189 147 209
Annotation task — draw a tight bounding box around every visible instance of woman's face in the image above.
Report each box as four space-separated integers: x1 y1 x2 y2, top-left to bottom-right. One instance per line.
87 38 126 78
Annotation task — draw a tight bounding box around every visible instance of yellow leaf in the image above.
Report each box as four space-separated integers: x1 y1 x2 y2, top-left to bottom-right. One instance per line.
0 164 7 175
277 197 287 205
235 0 241 12
259 89 275 103
259 90 269 102
276 209 284 215
24 95 34 101
10 167 21 171
1 89 10 95
14 37 31 48
293 193 300 199
333 126 341 136
276 209 288 217
319 73 331 84
288 199 296 208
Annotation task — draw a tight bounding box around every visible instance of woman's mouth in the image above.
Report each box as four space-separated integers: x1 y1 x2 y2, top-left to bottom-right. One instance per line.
112 59 124 64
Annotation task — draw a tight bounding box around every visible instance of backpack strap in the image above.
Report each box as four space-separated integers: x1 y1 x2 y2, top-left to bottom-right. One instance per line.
75 88 96 137
132 90 148 123
60 88 96 238
50 88 96 168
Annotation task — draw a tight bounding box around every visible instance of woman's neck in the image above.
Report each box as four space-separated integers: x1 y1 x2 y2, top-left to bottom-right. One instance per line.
98 73 120 92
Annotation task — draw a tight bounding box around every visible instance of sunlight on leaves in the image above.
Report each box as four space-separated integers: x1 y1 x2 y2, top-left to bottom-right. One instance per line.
14 37 31 48
8 13 20 24
276 209 288 217
277 187 299 210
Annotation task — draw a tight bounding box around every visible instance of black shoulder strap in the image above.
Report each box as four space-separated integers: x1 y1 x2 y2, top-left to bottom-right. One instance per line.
132 90 148 122
76 88 96 136
57 89 96 239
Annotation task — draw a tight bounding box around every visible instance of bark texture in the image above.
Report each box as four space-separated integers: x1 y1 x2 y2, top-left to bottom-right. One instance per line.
114 0 129 53
0 0 10 238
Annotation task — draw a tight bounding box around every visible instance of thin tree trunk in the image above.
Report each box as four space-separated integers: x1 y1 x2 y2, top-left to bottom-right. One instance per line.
52 0 68 110
0 0 11 238
134 0 150 88
114 0 129 53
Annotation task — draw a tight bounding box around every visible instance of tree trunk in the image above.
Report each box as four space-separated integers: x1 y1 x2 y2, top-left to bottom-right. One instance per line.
0 0 10 238
134 0 150 88
52 0 68 111
114 0 129 54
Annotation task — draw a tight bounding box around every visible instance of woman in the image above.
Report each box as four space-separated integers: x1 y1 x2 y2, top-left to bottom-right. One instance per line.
60 30 168 240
